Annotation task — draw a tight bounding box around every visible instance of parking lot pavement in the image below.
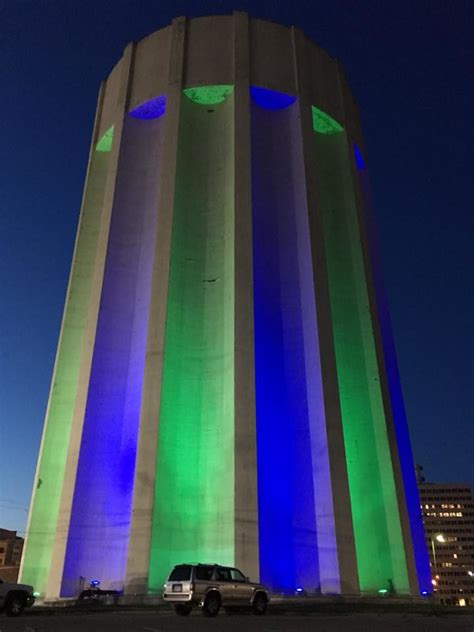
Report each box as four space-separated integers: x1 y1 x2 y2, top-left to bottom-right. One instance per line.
1 610 474 632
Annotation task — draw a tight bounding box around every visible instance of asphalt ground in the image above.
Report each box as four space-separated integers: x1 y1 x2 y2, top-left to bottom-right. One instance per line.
1 609 474 632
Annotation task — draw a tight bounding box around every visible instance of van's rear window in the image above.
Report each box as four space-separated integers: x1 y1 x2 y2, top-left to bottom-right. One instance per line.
169 565 192 581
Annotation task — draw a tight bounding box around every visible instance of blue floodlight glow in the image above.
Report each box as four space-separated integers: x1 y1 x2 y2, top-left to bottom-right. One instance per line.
250 86 297 110
129 95 166 120
61 114 164 596
354 158 432 596
353 143 365 170
251 89 339 594
90 580 100 587
251 95 317 592
296 587 304 593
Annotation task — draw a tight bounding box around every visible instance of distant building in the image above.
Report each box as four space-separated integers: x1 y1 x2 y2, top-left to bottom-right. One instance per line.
0 529 24 583
418 482 474 606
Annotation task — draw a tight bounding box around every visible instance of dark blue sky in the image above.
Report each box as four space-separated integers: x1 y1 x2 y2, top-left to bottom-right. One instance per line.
1 0 472 532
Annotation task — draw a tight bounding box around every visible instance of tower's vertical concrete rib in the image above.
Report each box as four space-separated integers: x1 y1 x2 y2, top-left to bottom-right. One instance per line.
21 13 432 599
233 10 259 582
290 26 357 595
125 17 186 594
51 44 134 595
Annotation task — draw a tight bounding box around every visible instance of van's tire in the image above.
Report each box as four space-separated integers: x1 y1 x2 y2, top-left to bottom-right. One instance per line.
202 591 221 617
252 592 267 615
175 604 192 616
5 593 27 617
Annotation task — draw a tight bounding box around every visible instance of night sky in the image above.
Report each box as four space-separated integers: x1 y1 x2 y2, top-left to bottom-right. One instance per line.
1 0 472 532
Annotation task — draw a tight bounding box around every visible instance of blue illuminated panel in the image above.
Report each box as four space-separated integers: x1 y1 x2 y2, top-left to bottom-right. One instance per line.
61 115 164 595
129 95 166 120
251 88 338 593
250 86 296 110
353 143 365 170
353 144 432 594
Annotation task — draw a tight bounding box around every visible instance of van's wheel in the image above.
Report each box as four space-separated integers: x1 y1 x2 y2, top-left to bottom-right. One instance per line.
252 592 267 615
175 604 192 616
5 594 26 617
202 591 221 617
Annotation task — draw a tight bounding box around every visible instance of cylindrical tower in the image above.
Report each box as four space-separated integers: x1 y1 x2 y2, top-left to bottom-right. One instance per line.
20 12 431 598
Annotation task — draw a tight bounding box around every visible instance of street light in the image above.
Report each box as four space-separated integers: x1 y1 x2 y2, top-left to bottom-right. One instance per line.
430 533 446 589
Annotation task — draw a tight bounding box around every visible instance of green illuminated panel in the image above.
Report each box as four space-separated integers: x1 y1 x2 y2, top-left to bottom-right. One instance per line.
183 85 233 105
313 120 409 593
148 88 235 590
312 106 343 134
20 145 112 594
96 126 114 152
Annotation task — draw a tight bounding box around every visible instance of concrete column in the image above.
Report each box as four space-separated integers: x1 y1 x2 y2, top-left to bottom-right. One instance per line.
45 43 136 598
125 16 186 594
46 44 134 597
291 27 360 595
338 74 419 595
232 10 259 581
19 79 106 594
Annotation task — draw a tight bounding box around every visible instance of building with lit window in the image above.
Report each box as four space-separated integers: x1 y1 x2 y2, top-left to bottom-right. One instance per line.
0 529 24 582
418 482 474 605
20 12 431 599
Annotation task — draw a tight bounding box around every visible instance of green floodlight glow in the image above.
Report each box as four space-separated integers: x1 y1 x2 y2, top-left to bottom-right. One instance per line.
96 126 114 152
20 148 112 594
148 87 235 591
313 122 410 594
311 106 343 134
183 85 233 105
378 588 388 594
